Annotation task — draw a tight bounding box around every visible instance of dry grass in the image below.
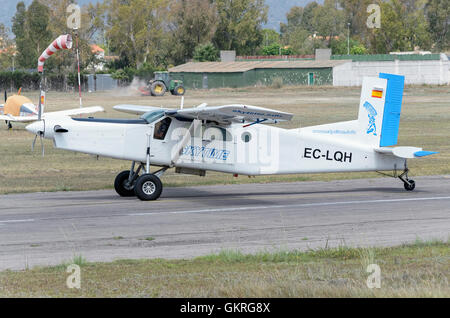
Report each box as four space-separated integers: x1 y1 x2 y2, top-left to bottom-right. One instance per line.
0 85 448 194
0 240 448 297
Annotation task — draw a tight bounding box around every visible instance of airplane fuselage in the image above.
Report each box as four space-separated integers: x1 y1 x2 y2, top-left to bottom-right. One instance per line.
34 116 405 176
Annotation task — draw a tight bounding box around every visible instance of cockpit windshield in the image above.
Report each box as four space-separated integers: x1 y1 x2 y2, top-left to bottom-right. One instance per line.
140 110 165 123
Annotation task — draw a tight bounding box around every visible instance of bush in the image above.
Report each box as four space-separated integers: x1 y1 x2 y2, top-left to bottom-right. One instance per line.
0 71 88 92
262 43 294 56
271 77 284 89
193 43 219 62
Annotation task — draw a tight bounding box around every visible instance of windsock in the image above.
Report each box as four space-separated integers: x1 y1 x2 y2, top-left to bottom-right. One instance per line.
37 34 73 73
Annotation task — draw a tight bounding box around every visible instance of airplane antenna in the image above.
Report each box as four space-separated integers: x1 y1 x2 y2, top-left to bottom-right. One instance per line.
180 96 184 110
74 28 83 109
4 90 6 102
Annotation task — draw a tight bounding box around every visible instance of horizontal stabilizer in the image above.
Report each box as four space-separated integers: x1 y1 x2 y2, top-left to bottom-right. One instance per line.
375 147 438 159
414 151 439 157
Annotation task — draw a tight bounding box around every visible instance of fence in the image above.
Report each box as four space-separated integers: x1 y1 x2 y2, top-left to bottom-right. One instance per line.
87 74 118 91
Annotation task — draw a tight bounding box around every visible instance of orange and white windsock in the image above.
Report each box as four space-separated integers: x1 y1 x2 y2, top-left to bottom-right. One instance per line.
37 34 73 73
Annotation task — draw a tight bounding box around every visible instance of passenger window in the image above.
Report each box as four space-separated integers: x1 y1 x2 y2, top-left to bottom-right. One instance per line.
153 117 172 140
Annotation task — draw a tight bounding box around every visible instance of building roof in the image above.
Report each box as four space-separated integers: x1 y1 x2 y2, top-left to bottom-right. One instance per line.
169 60 348 73
90 44 105 54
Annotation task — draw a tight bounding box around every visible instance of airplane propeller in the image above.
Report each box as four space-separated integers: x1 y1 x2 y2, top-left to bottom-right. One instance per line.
28 121 45 156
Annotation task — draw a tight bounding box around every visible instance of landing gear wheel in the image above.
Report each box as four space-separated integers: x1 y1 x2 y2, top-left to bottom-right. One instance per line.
404 180 415 191
114 170 136 197
134 174 163 201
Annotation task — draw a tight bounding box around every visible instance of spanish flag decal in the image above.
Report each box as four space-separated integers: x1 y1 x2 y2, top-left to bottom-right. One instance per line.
371 87 383 98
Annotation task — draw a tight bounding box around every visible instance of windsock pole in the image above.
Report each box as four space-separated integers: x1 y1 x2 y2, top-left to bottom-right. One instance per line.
74 28 82 109
37 70 44 121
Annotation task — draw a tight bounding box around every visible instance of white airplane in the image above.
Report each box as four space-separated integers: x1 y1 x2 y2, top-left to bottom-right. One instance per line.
26 73 438 201
0 89 104 129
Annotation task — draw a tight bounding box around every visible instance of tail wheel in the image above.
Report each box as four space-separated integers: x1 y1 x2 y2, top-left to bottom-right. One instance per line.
134 174 163 201
150 81 166 96
404 180 416 191
173 85 185 96
114 170 136 197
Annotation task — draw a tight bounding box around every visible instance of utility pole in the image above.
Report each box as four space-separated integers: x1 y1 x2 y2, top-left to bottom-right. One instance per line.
347 23 350 55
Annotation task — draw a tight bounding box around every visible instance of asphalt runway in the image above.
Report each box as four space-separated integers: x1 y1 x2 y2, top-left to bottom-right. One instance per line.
0 175 449 270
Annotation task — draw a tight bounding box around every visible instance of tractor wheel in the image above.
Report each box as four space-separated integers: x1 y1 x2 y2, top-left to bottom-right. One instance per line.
150 81 167 97
173 85 185 96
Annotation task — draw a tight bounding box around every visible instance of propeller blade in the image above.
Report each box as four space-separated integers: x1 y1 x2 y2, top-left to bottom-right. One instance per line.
32 134 37 151
4 90 6 102
40 134 44 157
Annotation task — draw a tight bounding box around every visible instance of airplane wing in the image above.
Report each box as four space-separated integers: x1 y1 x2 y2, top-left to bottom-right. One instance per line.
0 114 37 122
165 104 293 125
43 106 105 118
113 104 166 115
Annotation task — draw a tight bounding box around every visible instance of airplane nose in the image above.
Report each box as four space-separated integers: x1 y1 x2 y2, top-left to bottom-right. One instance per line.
26 121 44 135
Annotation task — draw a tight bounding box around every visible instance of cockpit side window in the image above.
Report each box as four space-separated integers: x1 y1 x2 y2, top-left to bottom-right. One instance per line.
153 117 172 140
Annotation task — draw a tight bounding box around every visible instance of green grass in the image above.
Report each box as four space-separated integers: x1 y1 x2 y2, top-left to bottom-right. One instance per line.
0 240 448 297
0 85 448 194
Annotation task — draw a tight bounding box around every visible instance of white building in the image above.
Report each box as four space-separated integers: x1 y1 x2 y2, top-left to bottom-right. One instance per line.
333 53 450 86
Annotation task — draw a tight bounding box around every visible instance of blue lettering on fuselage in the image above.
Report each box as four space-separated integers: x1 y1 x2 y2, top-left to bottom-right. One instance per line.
182 146 230 161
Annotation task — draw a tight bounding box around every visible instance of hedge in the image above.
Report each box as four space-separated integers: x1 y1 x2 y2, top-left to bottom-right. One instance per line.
0 71 88 92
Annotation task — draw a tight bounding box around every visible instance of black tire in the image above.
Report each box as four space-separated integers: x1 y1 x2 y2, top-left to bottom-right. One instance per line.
114 170 136 197
150 81 166 97
134 174 163 201
404 180 415 191
173 85 185 96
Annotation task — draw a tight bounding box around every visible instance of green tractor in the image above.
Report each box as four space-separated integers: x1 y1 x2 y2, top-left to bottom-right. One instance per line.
138 71 185 97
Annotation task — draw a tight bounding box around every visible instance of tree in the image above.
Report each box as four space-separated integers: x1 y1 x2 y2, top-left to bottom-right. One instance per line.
12 2 33 69
330 37 368 55
369 0 431 53
26 0 52 62
168 0 218 64
106 0 167 68
261 29 280 47
280 1 344 54
313 0 345 43
261 43 293 56
0 23 15 70
212 0 268 55
193 43 219 61
425 0 450 51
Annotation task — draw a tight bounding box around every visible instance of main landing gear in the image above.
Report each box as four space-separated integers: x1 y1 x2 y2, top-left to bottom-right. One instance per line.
114 161 167 201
